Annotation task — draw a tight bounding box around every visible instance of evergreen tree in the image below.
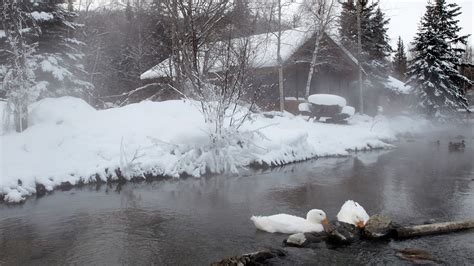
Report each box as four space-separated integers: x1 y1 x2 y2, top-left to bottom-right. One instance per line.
0 0 38 132
407 0 470 116
364 6 391 85
368 7 391 62
392 36 408 81
1 0 92 101
32 0 93 97
339 0 376 56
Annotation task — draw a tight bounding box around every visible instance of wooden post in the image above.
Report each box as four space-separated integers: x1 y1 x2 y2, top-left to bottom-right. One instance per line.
396 219 474 238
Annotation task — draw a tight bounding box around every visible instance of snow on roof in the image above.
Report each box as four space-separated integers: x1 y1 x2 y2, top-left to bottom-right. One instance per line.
385 76 413 94
30 11 54 21
308 94 347 107
141 26 315 80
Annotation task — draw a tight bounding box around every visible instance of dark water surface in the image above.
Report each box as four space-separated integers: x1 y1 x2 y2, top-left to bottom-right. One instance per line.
1 129 473 265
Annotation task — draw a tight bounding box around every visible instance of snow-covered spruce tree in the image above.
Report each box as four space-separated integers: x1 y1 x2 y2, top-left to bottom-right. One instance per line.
1 0 92 121
0 0 38 132
407 0 470 116
392 36 408 81
31 0 92 97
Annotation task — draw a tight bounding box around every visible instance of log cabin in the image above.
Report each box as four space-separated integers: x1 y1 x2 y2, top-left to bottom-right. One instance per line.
140 27 405 115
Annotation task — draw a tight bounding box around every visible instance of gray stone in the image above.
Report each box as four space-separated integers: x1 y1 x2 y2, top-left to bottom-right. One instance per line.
286 233 307 246
364 214 394 239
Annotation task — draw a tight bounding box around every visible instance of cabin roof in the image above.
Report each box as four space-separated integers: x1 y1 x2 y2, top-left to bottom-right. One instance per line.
141 26 360 80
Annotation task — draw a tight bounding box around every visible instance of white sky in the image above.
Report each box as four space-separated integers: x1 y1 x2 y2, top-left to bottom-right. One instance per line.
379 0 473 48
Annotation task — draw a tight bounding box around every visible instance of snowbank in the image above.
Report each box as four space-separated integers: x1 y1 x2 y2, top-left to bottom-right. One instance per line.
308 94 347 107
0 97 432 202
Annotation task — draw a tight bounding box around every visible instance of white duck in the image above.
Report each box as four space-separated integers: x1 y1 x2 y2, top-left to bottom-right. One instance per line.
336 200 370 228
251 209 328 234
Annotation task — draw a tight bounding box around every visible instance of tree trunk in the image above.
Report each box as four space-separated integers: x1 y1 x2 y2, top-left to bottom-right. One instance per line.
356 0 364 114
14 103 28 133
396 219 474 238
277 0 284 111
304 30 324 99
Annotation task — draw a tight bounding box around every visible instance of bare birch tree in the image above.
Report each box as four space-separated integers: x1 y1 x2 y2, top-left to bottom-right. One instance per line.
302 0 338 99
162 0 258 136
157 0 263 173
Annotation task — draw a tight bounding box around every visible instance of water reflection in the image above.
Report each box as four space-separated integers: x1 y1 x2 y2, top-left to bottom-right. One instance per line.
0 132 473 264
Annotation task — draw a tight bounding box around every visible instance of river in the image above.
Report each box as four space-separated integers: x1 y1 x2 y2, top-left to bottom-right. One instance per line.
0 128 473 265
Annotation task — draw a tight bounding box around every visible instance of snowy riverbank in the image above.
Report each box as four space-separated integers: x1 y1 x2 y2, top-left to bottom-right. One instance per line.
0 97 432 202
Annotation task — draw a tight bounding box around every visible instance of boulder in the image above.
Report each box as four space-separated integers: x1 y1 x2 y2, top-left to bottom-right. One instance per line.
284 232 327 248
325 221 361 245
363 215 395 239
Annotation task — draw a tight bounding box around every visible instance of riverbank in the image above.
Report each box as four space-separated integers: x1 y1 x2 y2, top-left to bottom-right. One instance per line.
0 97 433 202
0 136 472 264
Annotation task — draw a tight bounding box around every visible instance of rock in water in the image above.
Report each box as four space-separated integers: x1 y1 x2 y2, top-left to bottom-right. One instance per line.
284 232 327 248
286 233 307 247
325 221 361 245
395 248 440 264
211 249 286 266
364 215 394 239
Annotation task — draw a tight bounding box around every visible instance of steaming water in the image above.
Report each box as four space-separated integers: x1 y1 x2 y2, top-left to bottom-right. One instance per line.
0 127 473 265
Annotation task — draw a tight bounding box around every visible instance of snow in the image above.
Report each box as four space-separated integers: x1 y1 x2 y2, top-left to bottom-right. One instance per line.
298 103 311 112
341 106 355 116
285 97 306 101
308 94 347 107
0 97 433 202
385 76 413 94
28 97 96 126
0 30 5 38
30 11 54 21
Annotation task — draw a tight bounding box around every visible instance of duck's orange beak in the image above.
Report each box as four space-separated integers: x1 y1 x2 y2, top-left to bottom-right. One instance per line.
322 218 329 226
356 220 365 228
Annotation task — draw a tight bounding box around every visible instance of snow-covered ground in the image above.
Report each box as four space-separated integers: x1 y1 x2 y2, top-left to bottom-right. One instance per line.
0 97 432 202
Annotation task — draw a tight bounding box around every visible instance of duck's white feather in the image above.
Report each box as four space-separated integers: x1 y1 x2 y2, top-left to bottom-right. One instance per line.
336 200 370 225
251 213 323 234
